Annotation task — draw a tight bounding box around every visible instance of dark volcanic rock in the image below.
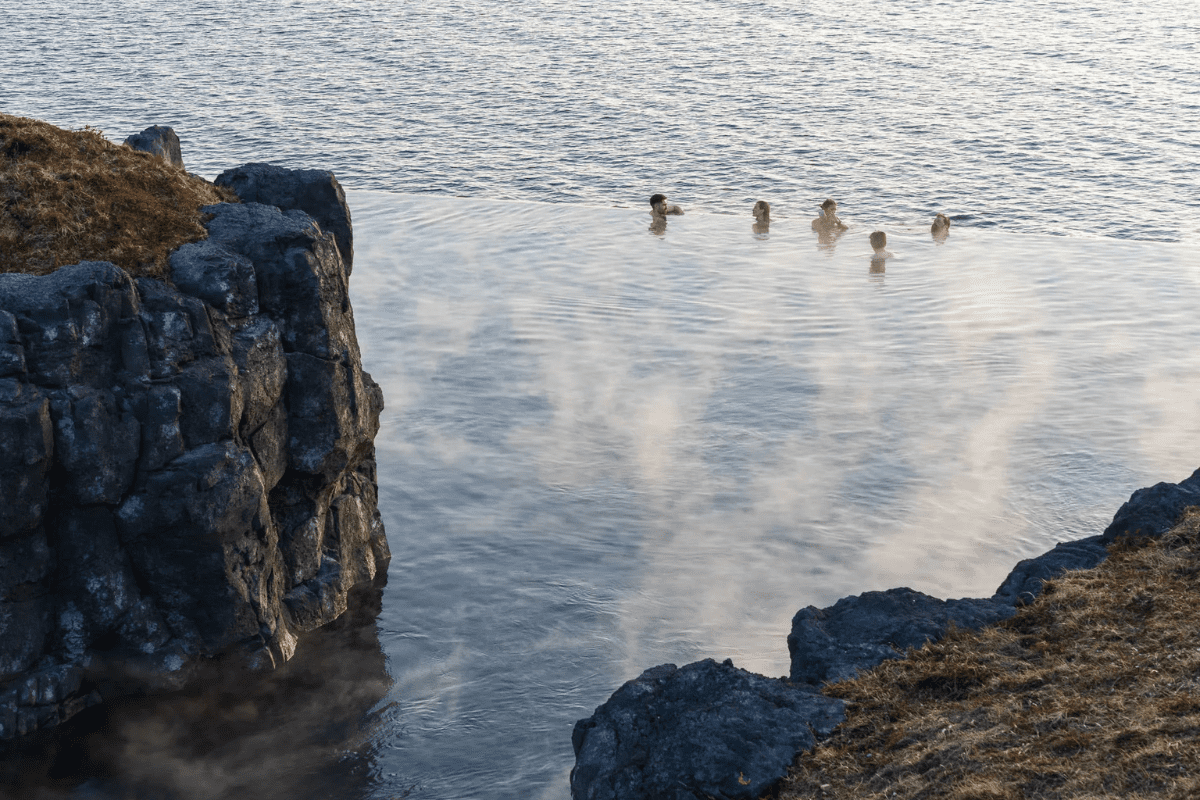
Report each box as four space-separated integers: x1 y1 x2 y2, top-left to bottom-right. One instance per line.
53 507 142 660
134 275 220 379
1102 468 1200 542
788 588 1016 685
991 535 1109 606
0 261 141 389
170 239 259 319
202 203 358 359
571 659 844 800
778 490 1188 742
0 379 53 536
122 125 184 168
215 162 354 272
116 441 282 654
13 582 392 798
0 165 387 746
0 311 26 377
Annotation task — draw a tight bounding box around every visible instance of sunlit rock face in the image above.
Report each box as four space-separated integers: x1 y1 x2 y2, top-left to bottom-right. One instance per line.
0 166 388 744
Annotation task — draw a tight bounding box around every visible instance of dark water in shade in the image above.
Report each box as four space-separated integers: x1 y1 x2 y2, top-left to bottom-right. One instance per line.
3 1 1200 798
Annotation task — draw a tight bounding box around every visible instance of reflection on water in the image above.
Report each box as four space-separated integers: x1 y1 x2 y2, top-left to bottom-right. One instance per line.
349 192 1200 799
7 585 394 800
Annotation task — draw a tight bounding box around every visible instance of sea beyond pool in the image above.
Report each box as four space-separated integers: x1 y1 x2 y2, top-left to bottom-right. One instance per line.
3 1 1199 799
4 0 1198 242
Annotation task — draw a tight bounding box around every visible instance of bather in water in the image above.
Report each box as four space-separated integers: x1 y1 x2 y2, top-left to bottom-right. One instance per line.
648 193 683 234
650 193 684 217
931 213 951 240
869 230 890 274
869 230 891 259
811 198 849 234
752 200 770 234
647 193 683 234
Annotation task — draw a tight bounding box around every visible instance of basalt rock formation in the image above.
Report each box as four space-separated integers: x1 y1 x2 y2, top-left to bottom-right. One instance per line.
0 162 388 746
785 534 1110 688
571 471 1196 800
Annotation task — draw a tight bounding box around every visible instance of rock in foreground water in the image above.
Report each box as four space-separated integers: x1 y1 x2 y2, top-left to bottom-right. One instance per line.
571 658 845 800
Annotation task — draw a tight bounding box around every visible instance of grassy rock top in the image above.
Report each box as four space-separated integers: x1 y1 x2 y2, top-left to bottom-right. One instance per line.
0 113 235 278
782 506 1200 800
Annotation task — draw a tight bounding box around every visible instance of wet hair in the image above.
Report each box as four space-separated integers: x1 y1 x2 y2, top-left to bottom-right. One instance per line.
753 200 770 221
650 193 667 208
821 198 838 211
932 213 951 231
869 230 887 250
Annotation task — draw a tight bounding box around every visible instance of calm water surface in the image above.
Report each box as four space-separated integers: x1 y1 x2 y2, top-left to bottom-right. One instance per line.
3 1 1200 798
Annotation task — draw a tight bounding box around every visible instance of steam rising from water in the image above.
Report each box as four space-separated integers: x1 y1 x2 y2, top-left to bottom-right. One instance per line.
351 193 1200 797
12 590 394 800
6 194 1198 800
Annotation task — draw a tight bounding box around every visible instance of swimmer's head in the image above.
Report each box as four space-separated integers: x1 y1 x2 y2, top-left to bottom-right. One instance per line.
650 193 668 210
821 198 838 213
869 230 887 251
753 200 771 222
932 213 951 232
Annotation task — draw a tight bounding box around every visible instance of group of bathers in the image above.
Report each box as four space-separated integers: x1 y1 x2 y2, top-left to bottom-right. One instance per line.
648 194 953 254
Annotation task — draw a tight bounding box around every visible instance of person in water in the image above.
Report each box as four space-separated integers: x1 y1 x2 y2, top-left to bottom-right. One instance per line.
868 230 889 274
752 200 770 233
812 198 848 233
869 230 889 257
650 193 684 217
931 213 951 239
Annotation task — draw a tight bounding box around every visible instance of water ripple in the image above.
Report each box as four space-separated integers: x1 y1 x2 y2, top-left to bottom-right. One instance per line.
3 0 1197 241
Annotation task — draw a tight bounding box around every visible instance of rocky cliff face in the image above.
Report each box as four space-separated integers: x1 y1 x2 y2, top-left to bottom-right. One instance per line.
0 164 388 745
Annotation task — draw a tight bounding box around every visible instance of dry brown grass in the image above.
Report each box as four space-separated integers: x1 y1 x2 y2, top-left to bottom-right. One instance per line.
782 507 1200 800
0 113 236 278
